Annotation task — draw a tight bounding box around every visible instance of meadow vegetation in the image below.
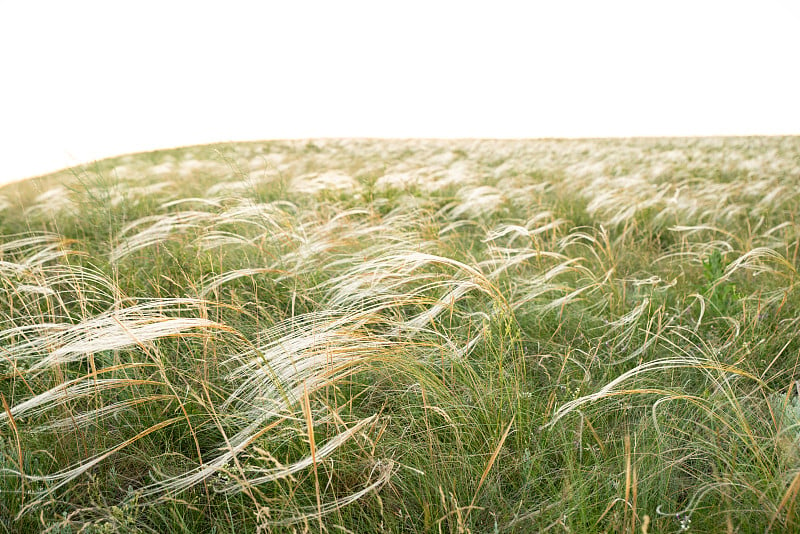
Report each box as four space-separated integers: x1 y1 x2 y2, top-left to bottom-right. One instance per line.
0 137 799 532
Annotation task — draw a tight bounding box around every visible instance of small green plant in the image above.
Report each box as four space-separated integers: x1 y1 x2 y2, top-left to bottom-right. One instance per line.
702 249 740 314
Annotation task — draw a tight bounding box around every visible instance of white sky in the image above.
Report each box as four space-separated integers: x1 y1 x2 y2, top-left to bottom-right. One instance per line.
1 0 798 185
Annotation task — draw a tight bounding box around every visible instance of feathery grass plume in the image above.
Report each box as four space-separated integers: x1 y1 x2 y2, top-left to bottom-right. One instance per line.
480 221 607 320
691 246 800 309
3 299 404 520
482 224 531 247
594 298 666 365
289 171 362 195
197 268 283 297
0 233 74 270
274 212 429 284
194 230 259 251
584 174 672 227
541 324 800 527
111 211 217 262
23 186 74 217
253 458 395 527
482 212 566 249
479 243 571 278
320 249 503 337
0 296 234 507
221 310 392 409
374 170 428 190
90 180 175 208
755 183 800 215
721 247 798 281
204 178 261 199
558 225 617 269
760 221 800 251
0 372 164 428
128 308 414 506
543 326 762 429
0 235 99 332
214 417 384 495
448 186 505 219
0 264 121 342
192 200 299 253
667 224 742 249
0 297 221 370
12 284 57 297
510 254 602 314
160 197 223 210
213 199 298 231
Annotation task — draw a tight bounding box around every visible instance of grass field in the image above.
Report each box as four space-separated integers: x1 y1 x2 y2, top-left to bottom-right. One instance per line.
1 137 800 533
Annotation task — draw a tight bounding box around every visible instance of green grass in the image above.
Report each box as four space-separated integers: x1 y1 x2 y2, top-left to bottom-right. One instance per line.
1 137 800 532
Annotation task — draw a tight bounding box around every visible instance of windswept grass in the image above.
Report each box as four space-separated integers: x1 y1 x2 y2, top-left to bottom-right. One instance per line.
1 137 800 532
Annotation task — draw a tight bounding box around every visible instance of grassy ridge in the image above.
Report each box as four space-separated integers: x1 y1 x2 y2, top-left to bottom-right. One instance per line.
1 137 799 532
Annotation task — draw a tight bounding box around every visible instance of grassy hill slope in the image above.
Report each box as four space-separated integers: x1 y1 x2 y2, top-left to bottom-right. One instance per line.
1 137 800 533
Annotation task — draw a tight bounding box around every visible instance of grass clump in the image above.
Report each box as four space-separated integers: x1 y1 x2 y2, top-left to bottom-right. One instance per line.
1 137 800 532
